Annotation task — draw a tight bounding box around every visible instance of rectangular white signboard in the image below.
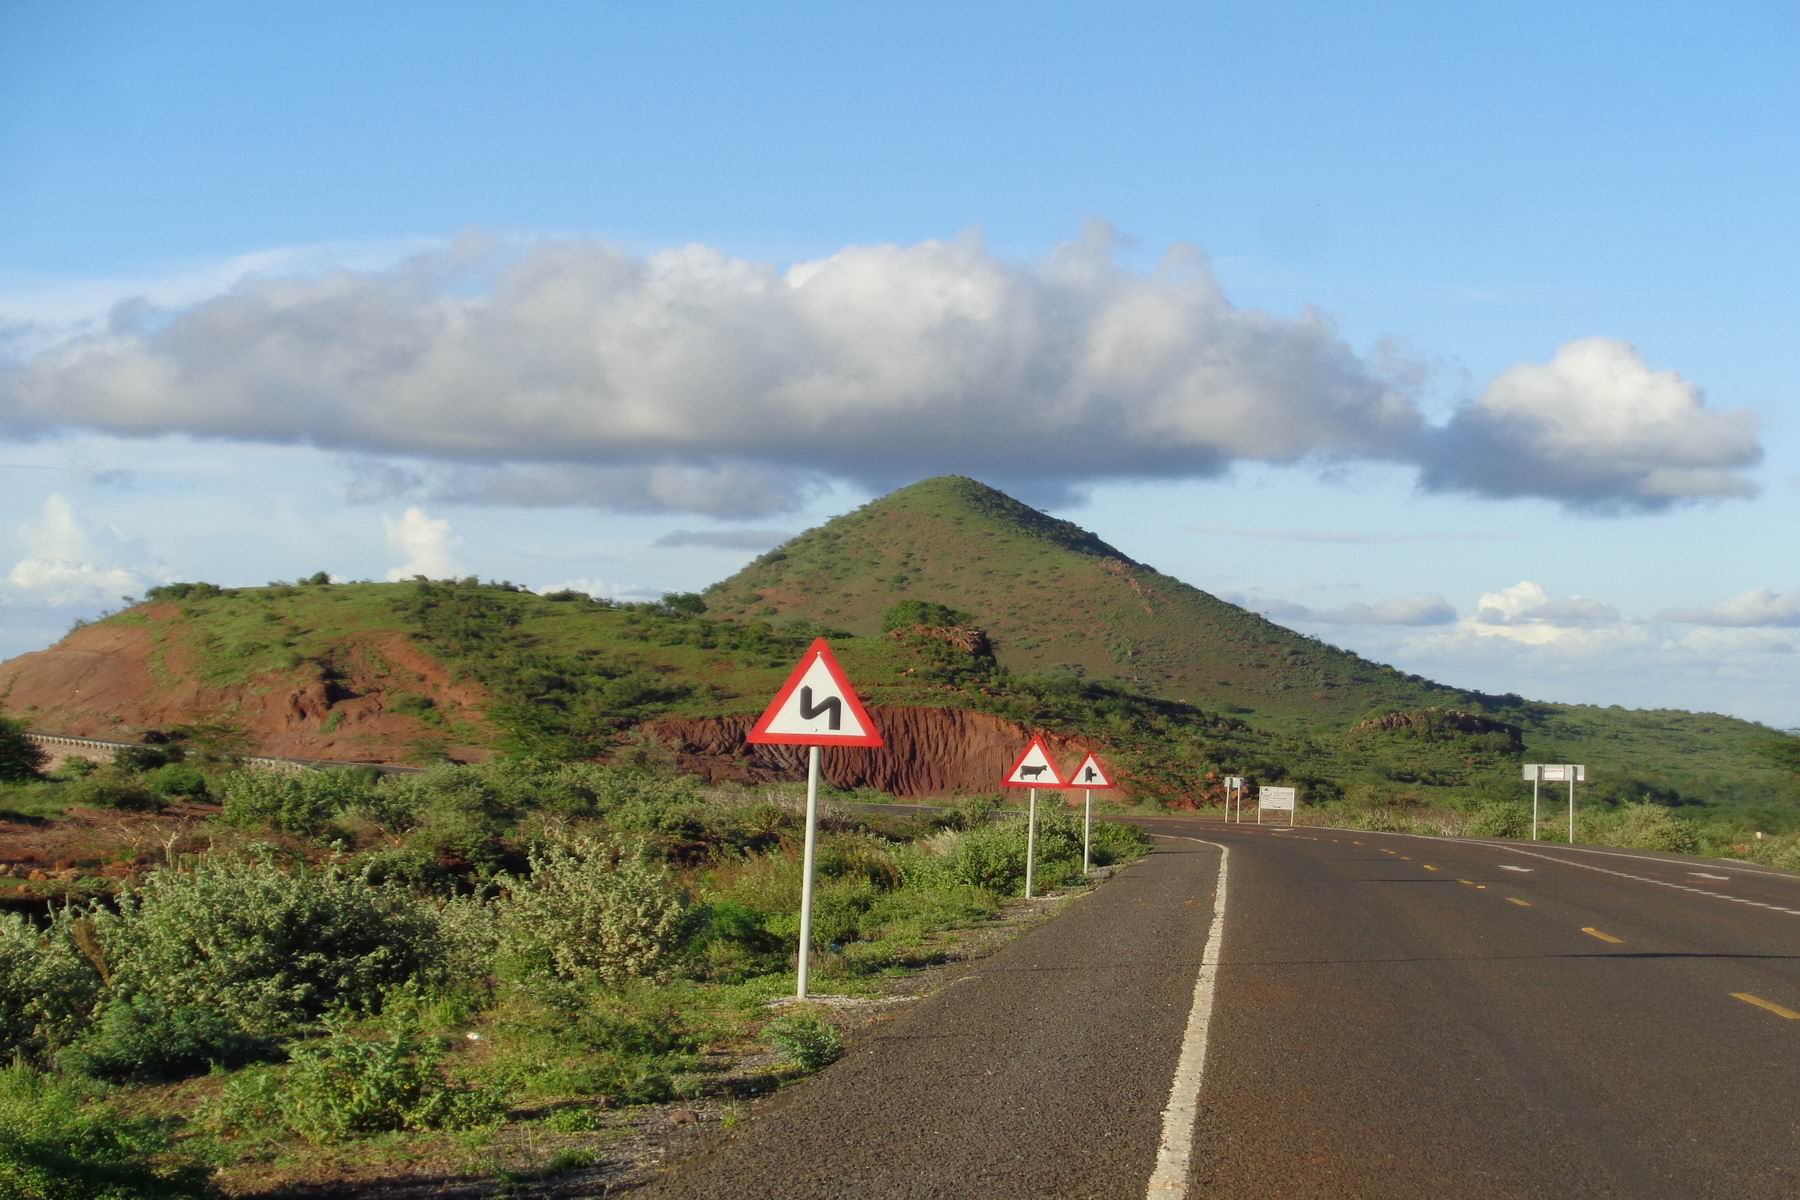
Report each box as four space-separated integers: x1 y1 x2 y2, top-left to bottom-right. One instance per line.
1259 786 1297 811
1522 764 1586 782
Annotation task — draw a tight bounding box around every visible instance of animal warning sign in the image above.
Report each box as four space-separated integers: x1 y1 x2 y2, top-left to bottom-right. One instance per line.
747 638 883 747
1003 736 1065 788
1069 753 1113 789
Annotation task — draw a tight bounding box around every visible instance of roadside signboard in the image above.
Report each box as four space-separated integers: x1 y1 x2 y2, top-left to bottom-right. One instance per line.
1003 736 1065 788
1522 764 1586 782
1070 753 1113 789
1070 753 1113 876
746 639 882 1000
1259 786 1297 811
748 639 883 747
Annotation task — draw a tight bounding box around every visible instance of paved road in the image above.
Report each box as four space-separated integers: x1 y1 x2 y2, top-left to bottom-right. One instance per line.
644 820 1800 1198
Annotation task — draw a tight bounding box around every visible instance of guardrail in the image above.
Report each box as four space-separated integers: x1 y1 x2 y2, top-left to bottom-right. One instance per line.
22 732 420 775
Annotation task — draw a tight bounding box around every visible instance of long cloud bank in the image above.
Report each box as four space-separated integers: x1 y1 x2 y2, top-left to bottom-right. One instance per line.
0 229 1762 515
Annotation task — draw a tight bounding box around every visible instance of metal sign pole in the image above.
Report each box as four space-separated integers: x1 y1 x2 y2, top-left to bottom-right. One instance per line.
1569 772 1576 845
1025 787 1039 898
1257 794 1263 825
1082 788 1092 874
1532 766 1541 841
796 745 822 1000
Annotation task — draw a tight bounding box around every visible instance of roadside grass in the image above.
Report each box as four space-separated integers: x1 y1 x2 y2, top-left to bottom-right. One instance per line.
0 758 1153 1195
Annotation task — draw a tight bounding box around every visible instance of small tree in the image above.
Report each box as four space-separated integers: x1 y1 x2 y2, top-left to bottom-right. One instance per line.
0 717 45 782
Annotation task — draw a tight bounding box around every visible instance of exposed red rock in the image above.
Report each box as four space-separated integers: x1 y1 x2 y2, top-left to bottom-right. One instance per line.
647 705 1120 800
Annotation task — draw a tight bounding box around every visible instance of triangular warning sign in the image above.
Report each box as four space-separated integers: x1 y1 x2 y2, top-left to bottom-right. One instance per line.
1069 752 1113 789
747 638 883 747
1002 736 1065 788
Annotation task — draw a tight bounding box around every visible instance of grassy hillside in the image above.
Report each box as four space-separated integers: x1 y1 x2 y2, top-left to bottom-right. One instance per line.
2 478 1795 823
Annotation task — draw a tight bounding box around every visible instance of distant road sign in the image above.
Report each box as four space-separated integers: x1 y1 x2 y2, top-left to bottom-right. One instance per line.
1070 753 1113 789
747 638 883 747
1004 737 1065 788
1258 786 1297 811
1523 764 1586 782
1224 775 1244 788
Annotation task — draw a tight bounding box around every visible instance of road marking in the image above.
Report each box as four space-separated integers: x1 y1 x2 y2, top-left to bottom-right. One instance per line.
1400 856 1412 861
1690 872 1729 881
1476 884 1487 890
1423 864 1438 872
1581 927 1625 944
1351 840 1363 845
1458 879 1474 886
1732 992 1800 1020
1500 866 1534 873
1148 836 1230 1197
1507 897 1531 907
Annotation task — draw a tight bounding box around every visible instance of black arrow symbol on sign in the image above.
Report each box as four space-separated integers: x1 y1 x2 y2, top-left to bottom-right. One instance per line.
798 686 842 730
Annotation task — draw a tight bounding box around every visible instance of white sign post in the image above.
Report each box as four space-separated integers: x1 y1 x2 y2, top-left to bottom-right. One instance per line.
1225 775 1244 823
1259 785 1297 826
1523 764 1586 844
1003 736 1066 898
747 638 883 999
1069 752 1114 874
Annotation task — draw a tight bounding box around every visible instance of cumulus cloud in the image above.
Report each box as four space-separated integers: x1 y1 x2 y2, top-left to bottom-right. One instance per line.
0 233 1762 514
1661 587 1800 628
3 493 171 606
1423 338 1761 509
382 506 462 581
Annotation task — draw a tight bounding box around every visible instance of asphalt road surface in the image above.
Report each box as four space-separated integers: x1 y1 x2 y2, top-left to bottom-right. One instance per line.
644 820 1800 1199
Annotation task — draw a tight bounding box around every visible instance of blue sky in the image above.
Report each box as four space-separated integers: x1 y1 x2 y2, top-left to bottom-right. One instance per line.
3 1 1796 729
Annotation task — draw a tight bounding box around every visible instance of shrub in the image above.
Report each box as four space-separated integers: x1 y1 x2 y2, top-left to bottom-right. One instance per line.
112 743 183 773
0 716 46 782
0 1066 210 1199
764 1011 842 1071
495 834 692 992
56 756 100 779
1088 820 1153 866
145 763 208 801
0 911 103 1063
482 982 703 1105
220 768 375 835
92 854 437 1038
274 1016 501 1143
1463 802 1532 839
1599 804 1702 854
61 994 273 1082
944 825 1027 892
67 771 163 813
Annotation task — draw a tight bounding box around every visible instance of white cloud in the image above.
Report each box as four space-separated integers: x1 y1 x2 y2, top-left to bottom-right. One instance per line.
1230 591 1457 626
2 493 171 607
1 235 1763 515
1423 338 1761 509
382 506 463 581
1661 587 1800 628
653 528 794 551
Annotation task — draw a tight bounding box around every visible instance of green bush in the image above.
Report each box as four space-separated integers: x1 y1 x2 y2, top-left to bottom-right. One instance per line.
145 763 208 801
1463 802 1532 839
67 771 163 813
60 994 273 1082
944 825 1027 892
1087 820 1152 865
496 834 692 992
0 716 46 782
0 1066 209 1199
274 1016 501 1144
1597 803 1702 854
219 768 376 835
91 854 437 1038
482 982 703 1105
764 1011 842 1071
0 911 103 1063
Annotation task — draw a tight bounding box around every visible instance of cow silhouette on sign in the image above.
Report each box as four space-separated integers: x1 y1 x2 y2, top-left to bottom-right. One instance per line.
1018 764 1048 780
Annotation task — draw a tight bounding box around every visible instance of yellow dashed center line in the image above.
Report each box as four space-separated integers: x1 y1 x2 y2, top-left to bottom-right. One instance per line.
1476 884 1487 890
1400 856 1412 861
1507 897 1531 907
1423 864 1438 872
1458 879 1474 886
1581 927 1625 944
1351 840 1363 846
1732 992 1800 1020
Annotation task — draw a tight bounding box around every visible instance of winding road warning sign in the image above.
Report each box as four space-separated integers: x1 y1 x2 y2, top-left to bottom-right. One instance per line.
1003 736 1065 788
747 638 883 747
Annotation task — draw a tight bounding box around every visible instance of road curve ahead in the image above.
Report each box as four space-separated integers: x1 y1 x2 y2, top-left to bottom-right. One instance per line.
644 824 1799 1198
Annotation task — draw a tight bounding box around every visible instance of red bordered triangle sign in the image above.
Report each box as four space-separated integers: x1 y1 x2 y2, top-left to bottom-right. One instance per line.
747 638 883 747
1069 752 1114 789
1002 735 1065 788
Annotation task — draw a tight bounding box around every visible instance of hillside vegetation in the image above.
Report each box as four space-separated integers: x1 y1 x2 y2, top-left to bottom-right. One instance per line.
0 477 1794 825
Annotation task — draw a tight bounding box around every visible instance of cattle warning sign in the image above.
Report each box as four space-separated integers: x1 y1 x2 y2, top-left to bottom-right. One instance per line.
1003 736 1064 788
747 638 883 747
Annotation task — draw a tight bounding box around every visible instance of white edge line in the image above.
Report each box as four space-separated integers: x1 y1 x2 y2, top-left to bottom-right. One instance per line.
1146 835 1228 1198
